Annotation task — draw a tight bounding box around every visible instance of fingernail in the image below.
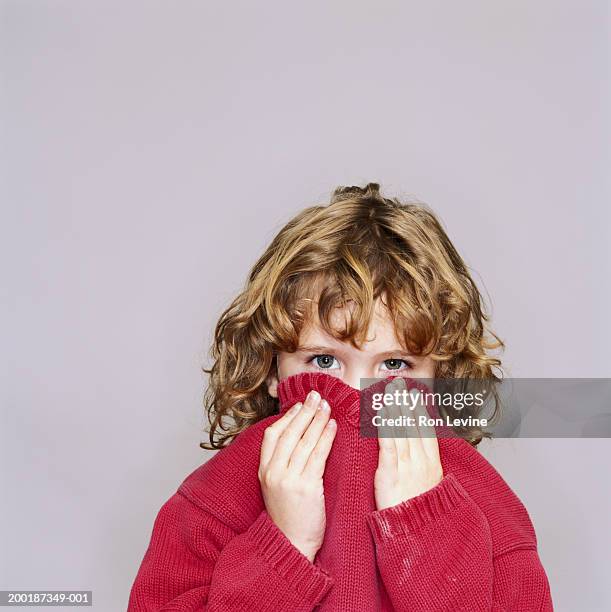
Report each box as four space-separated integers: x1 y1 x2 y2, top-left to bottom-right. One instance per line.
291 402 303 413
320 399 330 412
308 390 320 403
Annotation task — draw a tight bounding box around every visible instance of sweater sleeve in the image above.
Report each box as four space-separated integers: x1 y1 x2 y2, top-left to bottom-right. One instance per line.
365 472 553 611
127 491 334 611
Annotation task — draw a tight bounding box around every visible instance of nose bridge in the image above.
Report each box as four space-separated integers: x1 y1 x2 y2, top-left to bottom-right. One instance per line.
344 364 378 392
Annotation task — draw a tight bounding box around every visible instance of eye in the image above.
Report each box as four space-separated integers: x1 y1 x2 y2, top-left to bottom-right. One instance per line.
381 358 411 371
309 354 340 370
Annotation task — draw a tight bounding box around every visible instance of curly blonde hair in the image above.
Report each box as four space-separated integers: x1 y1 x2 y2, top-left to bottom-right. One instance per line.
201 183 504 450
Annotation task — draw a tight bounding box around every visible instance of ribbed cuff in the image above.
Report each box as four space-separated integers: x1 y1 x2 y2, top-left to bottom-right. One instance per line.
246 510 334 605
366 472 472 541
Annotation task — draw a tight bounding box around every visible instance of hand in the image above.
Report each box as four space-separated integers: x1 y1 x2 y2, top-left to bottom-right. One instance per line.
374 377 443 511
258 389 337 562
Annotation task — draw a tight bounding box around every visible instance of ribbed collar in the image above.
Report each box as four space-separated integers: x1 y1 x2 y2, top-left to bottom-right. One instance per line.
277 371 444 432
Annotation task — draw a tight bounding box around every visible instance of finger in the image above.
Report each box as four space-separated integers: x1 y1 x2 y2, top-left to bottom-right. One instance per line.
260 402 302 469
303 417 337 479
269 389 321 469
413 390 441 460
377 434 398 474
375 380 398 470
412 388 432 436
289 399 332 473
387 377 410 461
404 387 427 459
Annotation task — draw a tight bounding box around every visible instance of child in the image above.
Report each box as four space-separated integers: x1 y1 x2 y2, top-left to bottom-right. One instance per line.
128 183 553 611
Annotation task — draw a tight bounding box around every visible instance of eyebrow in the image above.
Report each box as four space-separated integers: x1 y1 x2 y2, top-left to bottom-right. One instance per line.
297 345 342 354
297 345 415 359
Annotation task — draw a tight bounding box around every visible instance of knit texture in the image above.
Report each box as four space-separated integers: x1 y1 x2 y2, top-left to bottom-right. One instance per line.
128 372 554 611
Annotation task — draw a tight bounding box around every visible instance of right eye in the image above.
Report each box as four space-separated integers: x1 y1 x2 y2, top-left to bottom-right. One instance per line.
309 354 340 370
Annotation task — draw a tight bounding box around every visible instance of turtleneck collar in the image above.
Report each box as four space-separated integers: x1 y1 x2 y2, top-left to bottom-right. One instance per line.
277 371 455 436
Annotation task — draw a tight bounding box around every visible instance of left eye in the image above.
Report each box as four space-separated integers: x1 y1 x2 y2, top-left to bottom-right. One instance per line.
381 359 410 371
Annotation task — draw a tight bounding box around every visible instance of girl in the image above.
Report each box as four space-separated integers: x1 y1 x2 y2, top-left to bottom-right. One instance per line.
128 183 553 611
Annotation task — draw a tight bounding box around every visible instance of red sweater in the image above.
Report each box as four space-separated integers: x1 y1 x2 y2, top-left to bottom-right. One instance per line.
128 372 553 611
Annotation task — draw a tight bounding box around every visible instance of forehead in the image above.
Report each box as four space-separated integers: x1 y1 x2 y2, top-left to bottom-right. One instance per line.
299 297 401 351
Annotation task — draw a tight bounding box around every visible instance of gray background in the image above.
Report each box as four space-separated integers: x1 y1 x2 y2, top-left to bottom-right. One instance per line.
1 1 609 610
